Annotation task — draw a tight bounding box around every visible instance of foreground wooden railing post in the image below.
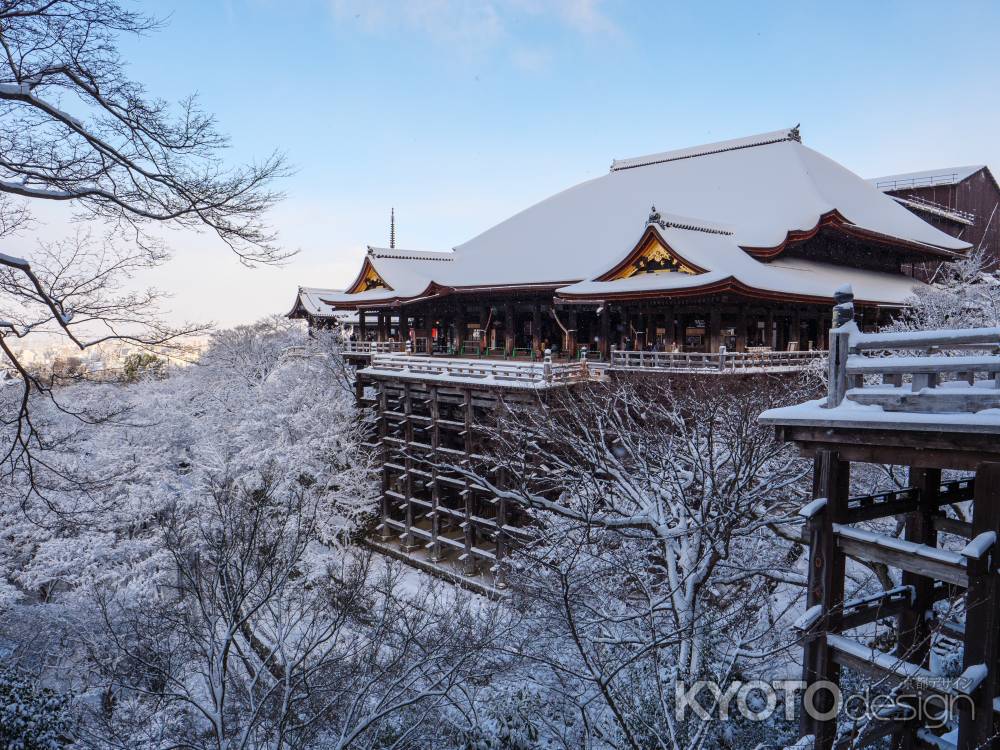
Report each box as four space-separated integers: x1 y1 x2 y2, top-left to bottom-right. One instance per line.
958 462 1000 750
800 450 850 749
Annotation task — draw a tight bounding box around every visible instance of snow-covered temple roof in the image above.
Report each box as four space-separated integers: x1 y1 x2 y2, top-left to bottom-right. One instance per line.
298 127 972 313
868 165 986 192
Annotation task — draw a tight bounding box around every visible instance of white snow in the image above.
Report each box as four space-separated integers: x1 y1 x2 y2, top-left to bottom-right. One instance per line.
0 252 29 268
826 633 942 684
960 532 996 560
759 396 1000 434
832 524 967 566
798 497 827 519
792 604 823 631
955 664 989 695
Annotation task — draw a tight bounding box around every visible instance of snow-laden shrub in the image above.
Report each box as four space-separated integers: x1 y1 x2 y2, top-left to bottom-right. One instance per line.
0 668 74 750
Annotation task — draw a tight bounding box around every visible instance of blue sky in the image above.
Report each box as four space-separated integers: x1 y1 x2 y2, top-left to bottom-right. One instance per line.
28 0 1000 326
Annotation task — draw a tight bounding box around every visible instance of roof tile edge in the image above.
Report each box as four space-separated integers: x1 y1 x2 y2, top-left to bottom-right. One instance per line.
610 125 801 173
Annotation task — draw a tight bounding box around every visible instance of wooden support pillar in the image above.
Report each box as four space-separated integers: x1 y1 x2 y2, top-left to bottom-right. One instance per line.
359 310 367 340
737 308 747 352
709 307 722 352
399 311 409 343
479 304 489 351
455 305 466 354
377 381 391 540
401 383 417 550
461 388 477 575
958 462 1000 750
428 386 442 561
600 304 610 359
895 466 941 750
800 450 850 749
567 308 578 356
766 310 775 349
532 304 542 356
664 305 674 349
504 303 515 357
793 309 802 350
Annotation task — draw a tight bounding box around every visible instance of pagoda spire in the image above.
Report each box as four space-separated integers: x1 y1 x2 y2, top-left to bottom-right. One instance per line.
390 207 396 249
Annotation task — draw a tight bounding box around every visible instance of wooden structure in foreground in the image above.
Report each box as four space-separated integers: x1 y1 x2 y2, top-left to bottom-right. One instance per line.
362 353 594 587
760 291 1000 750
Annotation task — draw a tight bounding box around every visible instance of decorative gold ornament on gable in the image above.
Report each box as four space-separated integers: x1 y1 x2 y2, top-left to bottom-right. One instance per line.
348 261 393 294
611 236 699 279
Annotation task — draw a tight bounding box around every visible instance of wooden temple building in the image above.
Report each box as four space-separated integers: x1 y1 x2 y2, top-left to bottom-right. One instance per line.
289 127 970 359
869 165 1000 269
761 291 1000 750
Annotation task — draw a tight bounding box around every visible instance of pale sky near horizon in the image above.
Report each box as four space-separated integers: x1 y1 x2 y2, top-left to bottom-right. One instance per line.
9 0 1000 329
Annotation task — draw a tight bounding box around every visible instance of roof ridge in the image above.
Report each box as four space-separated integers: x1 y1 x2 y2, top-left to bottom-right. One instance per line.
610 126 801 172
646 205 734 236
367 246 454 262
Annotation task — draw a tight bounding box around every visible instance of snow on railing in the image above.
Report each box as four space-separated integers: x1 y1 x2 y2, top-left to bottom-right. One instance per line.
366 350 592 386
610 347 826 373
826 286 1000 411
343 340 406 355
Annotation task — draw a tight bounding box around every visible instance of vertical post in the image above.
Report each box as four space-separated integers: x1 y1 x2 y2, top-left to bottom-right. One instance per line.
456 305 467 355
461 388 477 575
401 382 416 550
543 349 552 382
801 450 850 749
827 286 855 408
894 467 941 750
399 311 409 343
532 303 542 357
718 345 727 372
709 307 721 352
504 303 515 358
359 310 367 340
567 308 578 357
958 462 1000 750
378 381 392 540
737 309 747 352
600 304 611 360
428 385 442 561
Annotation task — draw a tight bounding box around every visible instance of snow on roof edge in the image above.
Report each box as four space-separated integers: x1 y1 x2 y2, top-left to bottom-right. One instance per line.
610 126 801 172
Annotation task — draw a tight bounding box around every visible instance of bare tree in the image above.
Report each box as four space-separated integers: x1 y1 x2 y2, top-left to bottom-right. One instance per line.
80 477 506 750
0 0 286 489
451 375 816 748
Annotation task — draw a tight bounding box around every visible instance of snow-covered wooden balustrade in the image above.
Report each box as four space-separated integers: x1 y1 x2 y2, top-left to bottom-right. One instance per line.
342 340 407 360
610 347 826 373
760 287 1000 750
364 353 596 387
356 351 600 591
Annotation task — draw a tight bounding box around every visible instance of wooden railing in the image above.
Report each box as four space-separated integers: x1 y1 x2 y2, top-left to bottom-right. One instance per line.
611 347 826 372
343 340 406 355
367 353 592 385
827 307 1000 411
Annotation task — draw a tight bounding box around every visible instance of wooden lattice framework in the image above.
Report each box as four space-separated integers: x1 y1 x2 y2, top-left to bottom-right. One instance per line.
762 291 1000 749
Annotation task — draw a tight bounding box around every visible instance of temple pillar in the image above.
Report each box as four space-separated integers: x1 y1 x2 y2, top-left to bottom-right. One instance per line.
399 311 409 343
455 305 467 355
532 304 542 356
359 310 367 340
504 303 515 356
709 308 721 352
766 310 775 349
567 309 578 357
635 310 646 351
600 304 610 359
737 309 747 352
